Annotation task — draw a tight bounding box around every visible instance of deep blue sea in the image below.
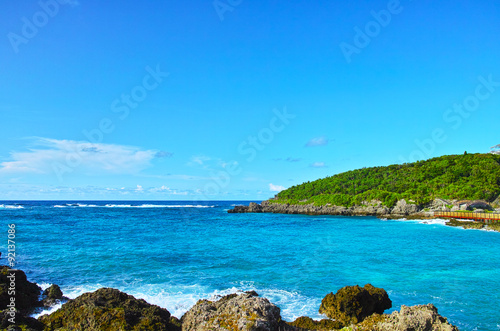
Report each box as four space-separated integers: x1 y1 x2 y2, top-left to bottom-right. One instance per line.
1 201 499 330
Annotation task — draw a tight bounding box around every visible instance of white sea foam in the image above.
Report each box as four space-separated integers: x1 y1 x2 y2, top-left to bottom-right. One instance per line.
416 218 448 226
44 282 319 320
31 303 63 318
30 282 66 318
51 204 215 209
0 204 24 209
37 282 53 291
102 204 214 208
391 218 448 226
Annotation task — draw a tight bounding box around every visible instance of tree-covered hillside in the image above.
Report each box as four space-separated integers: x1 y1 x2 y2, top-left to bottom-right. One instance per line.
274 153 500 208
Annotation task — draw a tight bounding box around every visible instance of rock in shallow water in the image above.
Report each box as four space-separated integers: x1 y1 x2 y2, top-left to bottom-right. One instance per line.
43 284 63 300
181 291 281 331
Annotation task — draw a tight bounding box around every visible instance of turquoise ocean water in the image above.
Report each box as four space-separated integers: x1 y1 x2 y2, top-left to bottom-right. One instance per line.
1 201 499 330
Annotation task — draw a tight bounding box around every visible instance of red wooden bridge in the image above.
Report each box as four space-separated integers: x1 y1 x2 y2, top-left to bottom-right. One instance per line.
434 211 500 223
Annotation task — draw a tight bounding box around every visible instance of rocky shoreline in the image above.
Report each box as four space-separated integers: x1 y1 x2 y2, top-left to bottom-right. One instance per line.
1 265 459 331
228 199 500 232
228 200 424 219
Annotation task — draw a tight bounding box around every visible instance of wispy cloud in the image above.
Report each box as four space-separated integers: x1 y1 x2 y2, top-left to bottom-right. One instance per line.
310 162 327 168
0 183 195 198
0 138 165 175
148 185 189 195
305 136 329 147
155 151 173 158
189 155 211 166
269 183 286 192
273 157 302 162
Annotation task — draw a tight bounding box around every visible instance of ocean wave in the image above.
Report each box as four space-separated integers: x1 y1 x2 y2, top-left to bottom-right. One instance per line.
103 204 215 208
390 218 448 226
52 204 215 209
0 204 24 209
31 282 66 318
45 282 319 320
53 203 98 208
32 302 63 318
415 218 448 226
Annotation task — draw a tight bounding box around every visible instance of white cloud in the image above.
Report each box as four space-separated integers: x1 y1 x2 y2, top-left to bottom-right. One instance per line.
305 136 329 147
190 155 211 165
155 151 173 158
0 138 161 176
310 162 327 168
269 183 286 192
136 185 144 192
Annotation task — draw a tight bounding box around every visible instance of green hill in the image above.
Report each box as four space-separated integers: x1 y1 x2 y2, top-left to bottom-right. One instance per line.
273 153 500 208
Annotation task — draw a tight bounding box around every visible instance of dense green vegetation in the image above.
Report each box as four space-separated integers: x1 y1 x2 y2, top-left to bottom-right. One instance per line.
274 153 500 208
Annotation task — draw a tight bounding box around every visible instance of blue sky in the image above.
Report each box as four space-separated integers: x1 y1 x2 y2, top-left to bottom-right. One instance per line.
1 0 499 200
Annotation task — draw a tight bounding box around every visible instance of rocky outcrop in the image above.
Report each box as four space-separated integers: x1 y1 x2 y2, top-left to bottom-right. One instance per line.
39 288 180 331
391 199 420 215
0 266 41 314
318 284 392 326
376 304 459 331
43 285 63 300
41 284 68 307
228 200 427 218
181 291 281 331
491 195 500 208
466 200 493 211
228 202 263 213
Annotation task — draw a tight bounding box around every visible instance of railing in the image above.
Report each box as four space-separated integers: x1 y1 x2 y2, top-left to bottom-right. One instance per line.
434 211 500 222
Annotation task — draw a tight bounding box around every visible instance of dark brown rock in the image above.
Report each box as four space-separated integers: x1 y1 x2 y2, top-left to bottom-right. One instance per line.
0 266 41 314
42 285 63 300
0 311 44 331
